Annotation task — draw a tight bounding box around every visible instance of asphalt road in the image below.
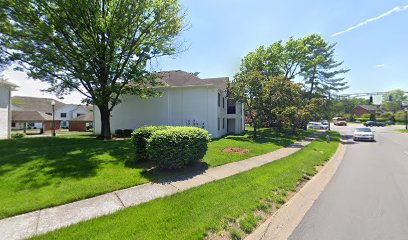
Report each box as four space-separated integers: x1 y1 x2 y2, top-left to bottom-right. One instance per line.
289 123 408 240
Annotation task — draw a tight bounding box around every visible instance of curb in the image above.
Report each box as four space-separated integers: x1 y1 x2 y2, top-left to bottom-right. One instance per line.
245 139 347 240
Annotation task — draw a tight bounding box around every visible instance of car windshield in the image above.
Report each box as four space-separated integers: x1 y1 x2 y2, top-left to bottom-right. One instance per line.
356 128 371 132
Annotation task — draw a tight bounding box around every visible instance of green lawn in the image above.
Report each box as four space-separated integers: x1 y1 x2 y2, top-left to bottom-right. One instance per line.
0 128 309 219
396 129 408 133
33 132 340 240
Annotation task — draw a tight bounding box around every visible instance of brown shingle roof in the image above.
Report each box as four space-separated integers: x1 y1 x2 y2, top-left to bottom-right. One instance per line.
12 111 61 122
359 105 379 111
70 112 93 122
12 96 65 112
157 71 228 90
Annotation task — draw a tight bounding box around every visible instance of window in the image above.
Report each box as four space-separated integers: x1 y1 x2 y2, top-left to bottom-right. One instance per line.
60 113 67 118
223 118 225 129
77 113 84 117
11 122 16 127
227 100 236 114
218 118 220 131
218 93 220 107
222 97 225 108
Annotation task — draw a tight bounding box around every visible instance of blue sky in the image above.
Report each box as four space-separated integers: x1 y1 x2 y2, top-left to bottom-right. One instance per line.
4 0 408 104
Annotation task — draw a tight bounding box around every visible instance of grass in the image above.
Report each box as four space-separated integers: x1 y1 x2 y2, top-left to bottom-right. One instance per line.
396 129 408 133
33 132 340 240
0 127 309 219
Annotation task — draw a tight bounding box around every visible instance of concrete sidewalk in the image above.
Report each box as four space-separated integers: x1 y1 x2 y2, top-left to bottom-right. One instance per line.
0 136 317 240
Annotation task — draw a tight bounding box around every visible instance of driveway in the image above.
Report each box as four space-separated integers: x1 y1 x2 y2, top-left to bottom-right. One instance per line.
289 124 408 240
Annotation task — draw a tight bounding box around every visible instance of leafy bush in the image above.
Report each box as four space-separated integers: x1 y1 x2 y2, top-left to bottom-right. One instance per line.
395 111 407 122
131 126 171 161
115 129 123 137
123 129 133 138
147 127 210 169
11 132 25 139
380 112 394 119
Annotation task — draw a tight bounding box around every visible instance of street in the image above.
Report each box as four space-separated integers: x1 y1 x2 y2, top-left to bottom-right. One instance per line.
290 124 408 240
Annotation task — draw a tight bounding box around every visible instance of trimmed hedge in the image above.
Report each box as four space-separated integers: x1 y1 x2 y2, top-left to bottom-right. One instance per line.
11 132 25 139
131 126 171 161
147 127 210 169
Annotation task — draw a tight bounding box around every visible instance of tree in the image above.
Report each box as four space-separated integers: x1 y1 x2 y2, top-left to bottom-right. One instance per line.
300 34 349 98
0 0 185 139
237 37 306 80
228 71 265 138
381 89 407 113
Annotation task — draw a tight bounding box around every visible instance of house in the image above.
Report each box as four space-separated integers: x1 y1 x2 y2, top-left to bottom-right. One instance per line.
93 70 245 138
11 96 92 131
55 104 90 128
12 111 61 132
69 112 93 132
0 80 18 139
351 105 381 116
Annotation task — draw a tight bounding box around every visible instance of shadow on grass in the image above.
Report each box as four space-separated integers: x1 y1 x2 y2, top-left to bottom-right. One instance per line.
0 136 134 190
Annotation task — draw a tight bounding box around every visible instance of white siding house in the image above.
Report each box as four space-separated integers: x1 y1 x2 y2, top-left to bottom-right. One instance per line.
0 80 18 139
93 71 244 138
55 104 90 128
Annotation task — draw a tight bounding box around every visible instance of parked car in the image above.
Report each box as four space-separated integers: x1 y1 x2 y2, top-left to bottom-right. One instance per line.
333 117 347 126
353 127 375 141
307 122 329 130
385 120 395 125
364 121 385 127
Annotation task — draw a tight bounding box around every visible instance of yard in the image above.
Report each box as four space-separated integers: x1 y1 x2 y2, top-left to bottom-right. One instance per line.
0 127 311 219
33 132 340 240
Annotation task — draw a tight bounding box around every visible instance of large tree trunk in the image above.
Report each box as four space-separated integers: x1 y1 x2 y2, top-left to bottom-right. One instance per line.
99 105 112 140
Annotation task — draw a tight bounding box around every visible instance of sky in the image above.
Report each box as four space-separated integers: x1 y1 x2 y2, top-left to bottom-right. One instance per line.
3 0 408 104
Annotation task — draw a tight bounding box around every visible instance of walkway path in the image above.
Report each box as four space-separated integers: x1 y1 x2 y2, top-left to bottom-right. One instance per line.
0 136 318 240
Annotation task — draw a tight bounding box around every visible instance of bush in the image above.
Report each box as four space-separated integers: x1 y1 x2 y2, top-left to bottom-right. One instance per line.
123 129 133 138
11 132 25 139
147 127 210 169
131 126 171 161
395 111 407 122
115 129 123 137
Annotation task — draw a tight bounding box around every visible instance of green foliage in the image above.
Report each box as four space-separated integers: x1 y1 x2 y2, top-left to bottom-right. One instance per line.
10 132 25 139
131 126 171 161
230 229 242 240
381 89 407 113
1 0 186 139
333 97 367 115
395 111 407 122
239 213 261 234
147 127 210 169
380 112 394 120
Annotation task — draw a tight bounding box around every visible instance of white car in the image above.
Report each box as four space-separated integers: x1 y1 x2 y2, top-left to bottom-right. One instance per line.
353 127 375 141
307 122 329 130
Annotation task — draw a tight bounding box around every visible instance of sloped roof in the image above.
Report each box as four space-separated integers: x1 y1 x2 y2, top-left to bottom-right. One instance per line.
358 105 379 111
0 80 19 88
70 112 93 122
12 111 61 122
157 71 229 90
11 96 65 112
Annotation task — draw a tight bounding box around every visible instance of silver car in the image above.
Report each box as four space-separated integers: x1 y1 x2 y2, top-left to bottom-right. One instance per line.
353 127 375 141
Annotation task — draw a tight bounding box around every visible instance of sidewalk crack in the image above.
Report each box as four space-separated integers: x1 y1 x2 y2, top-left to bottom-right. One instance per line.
34 210 41 234
114 192 126 208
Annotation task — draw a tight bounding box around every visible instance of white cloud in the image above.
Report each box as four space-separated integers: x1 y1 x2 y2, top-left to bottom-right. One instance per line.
331 3 408 37
375 64 385 68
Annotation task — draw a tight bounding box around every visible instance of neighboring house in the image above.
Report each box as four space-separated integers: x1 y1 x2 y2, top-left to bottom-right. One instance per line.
12 111 61 132
93 70 245 138
351 105 381 117
55 104 90 128
69 112 93 132
11 96 92 131
0 80 18 139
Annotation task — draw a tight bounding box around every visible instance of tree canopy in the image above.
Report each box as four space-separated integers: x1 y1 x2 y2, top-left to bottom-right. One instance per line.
381 89 408 113
0 0 185 139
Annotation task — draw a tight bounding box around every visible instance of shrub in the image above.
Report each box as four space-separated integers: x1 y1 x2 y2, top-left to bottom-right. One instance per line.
11 132 25 139
395 111 407 122
147 127 210 169
123 129 133 138
115 129 123 137
131 126 171 161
